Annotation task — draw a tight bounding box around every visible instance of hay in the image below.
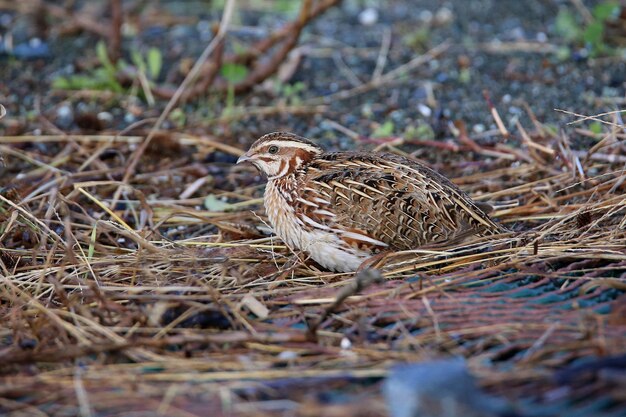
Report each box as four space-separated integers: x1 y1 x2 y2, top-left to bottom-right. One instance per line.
1 110 625 415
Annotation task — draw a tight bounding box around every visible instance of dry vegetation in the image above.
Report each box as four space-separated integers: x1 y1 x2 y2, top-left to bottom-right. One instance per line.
1 0 626 415
1 107 625 415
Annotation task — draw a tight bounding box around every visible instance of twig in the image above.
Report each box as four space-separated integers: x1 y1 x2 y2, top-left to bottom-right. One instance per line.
309 41 450 104
570 0 594 24
479 41 560 54
372 26 392 80
228 0 341 67
0 194 67 248
113 0 236 206
225 0 315 94
153 0 342 99
74 365 95 417
109 0 123 62
484 90 510 138
324 119 361 140
333 51 363 87
307 268 383 340
25 0 110 38
555 108 626 129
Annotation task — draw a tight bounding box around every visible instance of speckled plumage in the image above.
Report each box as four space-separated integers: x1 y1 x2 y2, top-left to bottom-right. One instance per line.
237 132 507 272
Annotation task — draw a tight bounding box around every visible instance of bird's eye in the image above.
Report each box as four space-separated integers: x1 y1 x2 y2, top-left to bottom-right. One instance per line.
268 145 279 154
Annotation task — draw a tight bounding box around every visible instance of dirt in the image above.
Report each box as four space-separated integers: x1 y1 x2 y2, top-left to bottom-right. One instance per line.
1 0 623 149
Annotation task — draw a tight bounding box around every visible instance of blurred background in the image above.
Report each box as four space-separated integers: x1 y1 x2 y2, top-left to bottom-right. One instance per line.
0 0 625 149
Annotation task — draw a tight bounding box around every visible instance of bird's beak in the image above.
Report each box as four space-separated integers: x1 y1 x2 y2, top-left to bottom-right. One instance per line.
236 153 252 164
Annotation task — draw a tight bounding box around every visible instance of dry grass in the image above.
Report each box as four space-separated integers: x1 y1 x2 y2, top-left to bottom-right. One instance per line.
1 110 625 415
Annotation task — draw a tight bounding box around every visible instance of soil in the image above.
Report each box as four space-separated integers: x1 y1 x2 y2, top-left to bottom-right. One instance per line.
1 0 623 150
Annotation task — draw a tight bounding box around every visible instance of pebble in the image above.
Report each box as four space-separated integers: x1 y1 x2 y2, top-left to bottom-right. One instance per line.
384 359 512 417
510 27 525 40
0 14 12 27
358 8 379 26
278 351 298 361
435 7 454 25
472 123 486 134
170 24 195 39
10 38 50 60
340 337 352 349
97 112 113 122
390 110 405 122
124 113 136 124
56 104 74 129
417 103 432 118
418 10 433 23
56 104 72 119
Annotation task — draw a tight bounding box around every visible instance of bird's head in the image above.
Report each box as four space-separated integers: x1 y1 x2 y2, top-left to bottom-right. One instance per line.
237 132 323 179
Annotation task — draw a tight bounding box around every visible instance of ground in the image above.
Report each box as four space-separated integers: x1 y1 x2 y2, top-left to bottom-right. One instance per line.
1 1 625 416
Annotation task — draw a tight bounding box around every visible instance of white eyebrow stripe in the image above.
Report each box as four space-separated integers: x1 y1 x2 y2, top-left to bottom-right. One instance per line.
260 140 321 153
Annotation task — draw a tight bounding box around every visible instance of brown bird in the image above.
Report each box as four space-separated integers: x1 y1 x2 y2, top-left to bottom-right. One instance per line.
237 132 506 272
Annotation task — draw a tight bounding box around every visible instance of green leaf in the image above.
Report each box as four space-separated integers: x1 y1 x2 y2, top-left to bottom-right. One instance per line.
556 46 572 61
583 21 604 46
96 41 116 75
204 194 233 212
169 108 186 128
555 9 581 42
592 2 619 21
51 77 72 89
147 47 163 79
372 120 395 138
220 63 248 84
415 123 436 140
88 222 98 260
130 48 146 73
589 121 603 135
232 40 248 55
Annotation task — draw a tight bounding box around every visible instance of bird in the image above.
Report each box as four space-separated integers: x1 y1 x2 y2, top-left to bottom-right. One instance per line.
237 132 507 273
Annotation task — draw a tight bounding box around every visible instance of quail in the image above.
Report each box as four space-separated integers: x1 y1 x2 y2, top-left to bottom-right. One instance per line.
237 132 506 272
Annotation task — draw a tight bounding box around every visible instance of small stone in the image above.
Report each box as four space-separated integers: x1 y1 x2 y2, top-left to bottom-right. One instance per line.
417 104 432 118
510 27 525 40
358 8 379 26
97 112 113 122
340 337 352 350
434 7 453 25
384 359 512 417
418 10 433 23
278 351 298 361
472 124 485 134
124 113 136 124
537 32 548 43
56 105 73 129
56 105 72 119
11 39 50 59
0 14 12 27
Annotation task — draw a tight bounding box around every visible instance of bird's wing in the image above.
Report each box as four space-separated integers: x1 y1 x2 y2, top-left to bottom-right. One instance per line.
295 152 505 251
